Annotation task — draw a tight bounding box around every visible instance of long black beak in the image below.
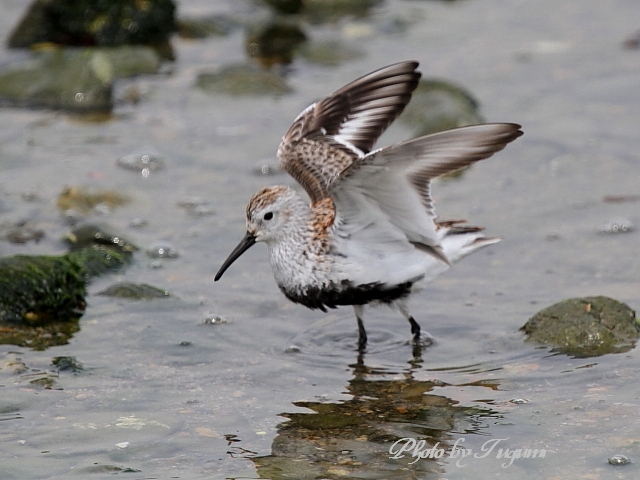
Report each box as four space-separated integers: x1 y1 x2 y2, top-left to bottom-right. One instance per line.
214 232 257 281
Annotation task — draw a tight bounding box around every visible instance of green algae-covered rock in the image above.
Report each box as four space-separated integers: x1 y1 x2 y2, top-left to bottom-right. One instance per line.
0 47 161 112
7 0 176 48
522 296 639 357
0 255 86 324
245 20 307 67
64 223 137 278
398 79 485 137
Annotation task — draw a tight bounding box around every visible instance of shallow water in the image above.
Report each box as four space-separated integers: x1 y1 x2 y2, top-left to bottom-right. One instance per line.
1 0 639 478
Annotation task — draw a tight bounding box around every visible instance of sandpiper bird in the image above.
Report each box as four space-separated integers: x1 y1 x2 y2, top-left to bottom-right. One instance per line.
215 61 522 348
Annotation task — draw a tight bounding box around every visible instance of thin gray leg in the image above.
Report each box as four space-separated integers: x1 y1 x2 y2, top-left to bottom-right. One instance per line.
353 305 367 349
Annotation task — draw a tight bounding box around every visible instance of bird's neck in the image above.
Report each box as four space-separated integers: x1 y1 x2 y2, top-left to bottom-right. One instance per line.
267 200 335 290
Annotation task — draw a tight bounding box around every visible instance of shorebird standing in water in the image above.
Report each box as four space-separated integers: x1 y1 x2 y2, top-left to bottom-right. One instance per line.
215 61 522 349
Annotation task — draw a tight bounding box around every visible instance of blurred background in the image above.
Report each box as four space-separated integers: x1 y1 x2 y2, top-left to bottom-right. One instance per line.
0 1 639 479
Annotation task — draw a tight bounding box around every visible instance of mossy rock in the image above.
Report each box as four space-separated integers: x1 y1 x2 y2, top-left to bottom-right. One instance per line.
245 20 307 67
398 79 485 137
522 296 639 357
64 223 137 278
0 255 86 325
7 0 176 48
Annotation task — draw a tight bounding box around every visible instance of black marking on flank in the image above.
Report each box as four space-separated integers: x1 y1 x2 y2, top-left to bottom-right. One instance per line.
281 280 413 312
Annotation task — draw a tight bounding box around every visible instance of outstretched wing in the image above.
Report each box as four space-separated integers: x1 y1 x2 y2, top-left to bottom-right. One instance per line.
331 123 523 261
277 61 421 204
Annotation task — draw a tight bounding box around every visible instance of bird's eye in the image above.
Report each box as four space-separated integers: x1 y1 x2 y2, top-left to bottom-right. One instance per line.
263 212 273 221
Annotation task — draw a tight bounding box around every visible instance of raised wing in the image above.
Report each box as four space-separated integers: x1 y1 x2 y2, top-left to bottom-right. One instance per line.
277 61 421 204
331 123 523 261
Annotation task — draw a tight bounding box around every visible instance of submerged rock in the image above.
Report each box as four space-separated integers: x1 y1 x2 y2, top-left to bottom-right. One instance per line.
246 20 307 67
0 47 161 112
52 355 83 372
398 79 485 137
7 0 176 49
522 296 639 357
116 147 165 176
57 186 129 216
97 282 170 300
64 223 137 278
196 64 291 96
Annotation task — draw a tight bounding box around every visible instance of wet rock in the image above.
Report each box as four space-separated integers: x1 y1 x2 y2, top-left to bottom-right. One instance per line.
597 217 633 234
0 255 86 325
97 282 170 300
608 454 631 465
57 186 129 216
0 47 161 112
176 15 240 39
2 357 28 374
196 64 291 96
52 355 83 372
398 79 485 137
145 241 179 258
7 0 176 49
0 49 112 112
29 374 58 389
116 147 165 177
262 0 305 15
246 20 307 67
298 40 364 66
522 296 639 357
64 223 137 277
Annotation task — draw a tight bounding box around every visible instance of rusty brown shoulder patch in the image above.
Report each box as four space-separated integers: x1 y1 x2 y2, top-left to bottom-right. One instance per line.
310 197 336 251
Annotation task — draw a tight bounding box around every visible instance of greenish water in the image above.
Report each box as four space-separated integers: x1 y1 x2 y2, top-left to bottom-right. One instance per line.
1 0 639 479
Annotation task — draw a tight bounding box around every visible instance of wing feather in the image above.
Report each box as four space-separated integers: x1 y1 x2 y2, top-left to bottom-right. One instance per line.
331 123 522 253
277 61 421 203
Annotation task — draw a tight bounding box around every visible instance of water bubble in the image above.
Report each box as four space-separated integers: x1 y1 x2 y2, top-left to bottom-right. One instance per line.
117 147 165 175
253 159 283 176
597 217 633 234
146 242 179 259
202 314 229 325
608 454 630 465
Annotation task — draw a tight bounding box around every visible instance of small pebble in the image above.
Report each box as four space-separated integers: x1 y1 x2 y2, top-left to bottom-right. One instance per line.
608 454 630 465
284 345 301 353
178 341 192 347
509 398 530 404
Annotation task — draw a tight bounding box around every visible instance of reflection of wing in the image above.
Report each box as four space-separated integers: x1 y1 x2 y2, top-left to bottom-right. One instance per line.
277 61 421 204
331 124 523 262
